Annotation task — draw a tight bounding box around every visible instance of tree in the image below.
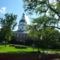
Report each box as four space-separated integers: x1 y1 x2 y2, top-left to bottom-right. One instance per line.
28 22 60 50
23 0 60 42
23 0 60 54
23 0 60 28
23 0 60 19
0 13 17 44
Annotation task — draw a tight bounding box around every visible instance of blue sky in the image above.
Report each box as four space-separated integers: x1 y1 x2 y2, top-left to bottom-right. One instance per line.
0 0 37 30
0 0 56 30
0 0 24 16
0 0 25 30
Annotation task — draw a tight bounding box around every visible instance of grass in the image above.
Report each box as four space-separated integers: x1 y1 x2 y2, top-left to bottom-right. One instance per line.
0 44 60 54
0 44 37 53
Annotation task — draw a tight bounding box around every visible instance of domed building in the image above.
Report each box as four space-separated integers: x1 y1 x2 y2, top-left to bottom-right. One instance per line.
16 13 29 42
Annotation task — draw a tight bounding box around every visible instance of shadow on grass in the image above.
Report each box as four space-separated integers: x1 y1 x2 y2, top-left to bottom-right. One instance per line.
0 52 60 60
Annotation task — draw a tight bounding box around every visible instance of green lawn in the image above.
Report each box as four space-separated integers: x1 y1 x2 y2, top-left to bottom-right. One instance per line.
0 44 60 54
0 45 37 53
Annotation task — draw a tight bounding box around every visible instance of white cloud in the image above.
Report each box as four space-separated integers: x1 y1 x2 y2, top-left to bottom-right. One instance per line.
0 7 6 14
49 0 57 3
25 15 30 24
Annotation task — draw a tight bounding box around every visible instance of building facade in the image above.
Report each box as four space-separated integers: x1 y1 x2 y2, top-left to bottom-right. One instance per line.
16 13 28 42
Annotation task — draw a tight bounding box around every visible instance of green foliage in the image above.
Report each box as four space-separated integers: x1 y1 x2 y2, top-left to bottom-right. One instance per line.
23 0 60 19
29 22 60 48
0 13 17 42
28 14 60 49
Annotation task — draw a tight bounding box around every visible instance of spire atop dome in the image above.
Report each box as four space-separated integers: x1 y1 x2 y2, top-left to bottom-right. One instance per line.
20 13 26 23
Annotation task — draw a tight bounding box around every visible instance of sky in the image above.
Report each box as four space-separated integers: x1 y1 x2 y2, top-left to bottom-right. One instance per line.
0 0 57 30
0 0 30 30
0 0 24 17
